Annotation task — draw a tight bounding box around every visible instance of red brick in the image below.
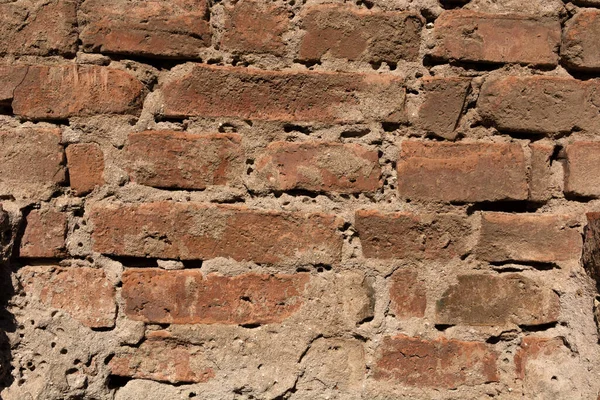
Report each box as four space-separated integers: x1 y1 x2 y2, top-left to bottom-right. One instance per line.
298 5 422 64
417 77 471 140
478 76 600 134
514 337 567 380
80 0 211 58
20 266 116 328
0 66 28 104
221 0 289 56
397 141 527 203
389 269 426 319
90 202 343 265
477 213 582 264
355 210 470 260
0 0 77 56
127 131 243 190
161 64 406 124
435 274 560 326
12 65 145 120
110 339 214 383
432 11 560 66
565 142 600 198
529 142 555 202
66 143 104 196
19 209 67 258
562 10 600 71
374 335 498 388
254 141 380 193
122 269 309 324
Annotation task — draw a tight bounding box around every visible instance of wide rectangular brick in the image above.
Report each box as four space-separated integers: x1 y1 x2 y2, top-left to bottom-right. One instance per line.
90 202 343 265
161 64 406 123
389 269 426 319
435 274 560 326
565 142 600 198
397 141 527 202
80 0 211 58
374 335 498 388
254 142 380 193
562 10 600 71
477 213 582 264
478 76 600 134
66 143 105 196
432 11 560 66
19 209 67 258
0 0 78 56
127 131 243 190
122 269 309 324
355 210 470 260
12 65 145 120
298 5 423 64
20 266 116 328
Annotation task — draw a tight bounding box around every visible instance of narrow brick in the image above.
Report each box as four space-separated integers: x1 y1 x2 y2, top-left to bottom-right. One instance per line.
432 11 560 66
529 142 555 202
562 10 600 71
298 5 423 64
90 202 343 265
221 0 289 56
66 143 104 196
478 76 600 134
80 0 211 58
122 269 309 324
19 209 67 258
515 337 568 380
0 66 28 104
477 213 582 264
20 266 116 328
12 65 145 120
397 141 528 202
565 142 600 198
254 141 380 193
389 269 426 319
374 335 498 388
161 64 406 124
356 210 470 260
435 274 560 326
584 212 600 281
127 131 243 190
110 339 214 383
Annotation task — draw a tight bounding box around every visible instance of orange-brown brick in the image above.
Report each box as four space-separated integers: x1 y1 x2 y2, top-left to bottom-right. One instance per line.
374 335 498 388
529 142 555 202
254 142 380 193
127 131 243 190
19 209 67 258
477 213 582 264
565 142 600 198
20 266 116 328
389 269 426 319
562 10 600 71
397 141 528 203
432 11 560 66
298 5 423 64
0 66 28 104
66 143 104 196
515 337 568 380
122 269 309 324
435 274 560 327
80 0 211 58
161 64 406 124
90 202 343 265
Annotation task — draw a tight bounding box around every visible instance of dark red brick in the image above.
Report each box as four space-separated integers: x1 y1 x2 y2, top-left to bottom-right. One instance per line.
389 269 426 319
19 209 67 258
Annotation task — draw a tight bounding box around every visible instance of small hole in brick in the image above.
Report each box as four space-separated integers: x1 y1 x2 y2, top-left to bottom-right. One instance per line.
51 342 56 348
551 376 558 381
74 359 81 365
189 393 197 398
60 348 68 355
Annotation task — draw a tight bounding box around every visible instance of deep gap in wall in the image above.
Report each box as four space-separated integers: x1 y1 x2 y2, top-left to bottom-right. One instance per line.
465 201 545 215
108 256 159 268
181 260 203 269
108 54 197 71
490 260 559 271
434 324 453 331
563 67 600 82
283 124 311 135
381 122 401 132
341 128 370 138
519 322 558 332
105 374 131 390
274 189 320 199
564 192 597 203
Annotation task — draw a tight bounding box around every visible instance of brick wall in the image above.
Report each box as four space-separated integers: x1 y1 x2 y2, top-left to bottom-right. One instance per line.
1 0 600 399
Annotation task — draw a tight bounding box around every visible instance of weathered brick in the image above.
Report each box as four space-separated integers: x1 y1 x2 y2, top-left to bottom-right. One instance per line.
298 5 422 64
562 10 600 71
221 0 289 56
374 335 498 388
584 212 600 281
0 66 28 104
355 210 470 260
529 142 555 202
122 269 309 324
417 77 471 140
161 64 406 123
432 11 560 66
80 0 211 58
66 143 104 196
0 0 78 56
127 131 243 190
565 142 600 198
477 213 582 264
397 141 527 202
12 65 145 120
435 274 560 326
20 266 116 328
478 76 600 134
254 142 380 193
389 269 426 319
90 202 343 265
110 339 214 383
515 337 568 380
19 209 67 258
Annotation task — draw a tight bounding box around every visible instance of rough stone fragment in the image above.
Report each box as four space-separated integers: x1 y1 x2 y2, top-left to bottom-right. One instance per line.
562 10 600 71
66 143 104 195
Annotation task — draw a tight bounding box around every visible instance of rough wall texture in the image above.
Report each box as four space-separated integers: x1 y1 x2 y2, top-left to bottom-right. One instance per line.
1 0 600 399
